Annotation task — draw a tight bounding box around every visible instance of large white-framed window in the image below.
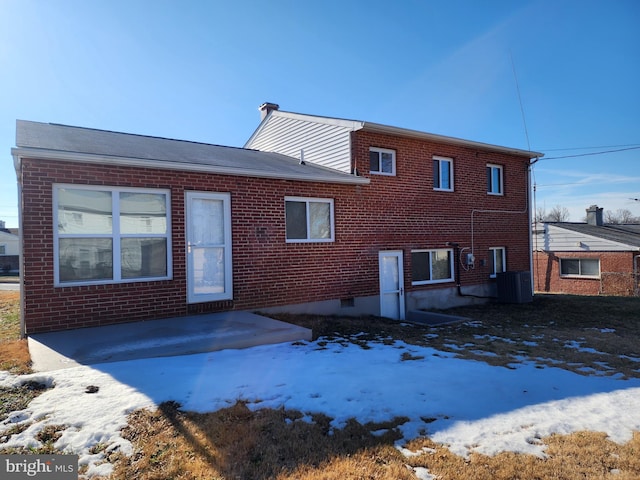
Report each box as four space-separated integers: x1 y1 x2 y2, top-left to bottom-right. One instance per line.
53 184 172 286
486 164 504 195
489 247 506 278
433 156 453 191
285 197 334 243
411 249 454 285
369 147 396 176
560 258 600 278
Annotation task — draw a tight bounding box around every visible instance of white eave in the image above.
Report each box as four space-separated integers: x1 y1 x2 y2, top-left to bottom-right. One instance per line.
11 147 370 185
248 110 544 160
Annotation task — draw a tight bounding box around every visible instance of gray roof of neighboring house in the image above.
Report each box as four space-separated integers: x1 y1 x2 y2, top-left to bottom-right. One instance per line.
551 222 640 248
12 120 369 185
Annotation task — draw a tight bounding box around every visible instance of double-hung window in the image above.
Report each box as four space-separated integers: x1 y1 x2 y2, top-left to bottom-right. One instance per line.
54 185 171 286
489 247 506 278
285 197 334 242
486 164 504 195
560 258 600 277
433 156 453 191
0 245 5 255
411 249 454 285
369 147 396 175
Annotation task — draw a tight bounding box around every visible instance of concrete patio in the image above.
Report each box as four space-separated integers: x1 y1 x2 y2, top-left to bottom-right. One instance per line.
28 311 312 372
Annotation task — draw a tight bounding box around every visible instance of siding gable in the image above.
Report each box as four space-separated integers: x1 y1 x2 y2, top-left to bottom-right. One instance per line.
245 113 356 173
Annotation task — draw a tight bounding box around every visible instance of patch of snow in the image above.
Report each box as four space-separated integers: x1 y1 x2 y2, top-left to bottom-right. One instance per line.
1 339 639 477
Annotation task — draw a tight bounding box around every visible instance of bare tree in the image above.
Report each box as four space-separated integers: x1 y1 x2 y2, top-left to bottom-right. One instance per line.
546 205 571 222
605 208 640 224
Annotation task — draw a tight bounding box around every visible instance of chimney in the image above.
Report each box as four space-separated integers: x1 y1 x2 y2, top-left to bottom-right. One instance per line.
586 205 604 226
259 102 279 120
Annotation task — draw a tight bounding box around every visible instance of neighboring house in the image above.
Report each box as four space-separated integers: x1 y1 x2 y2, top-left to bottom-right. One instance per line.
533 205 640 296
12 107 541 334
0 221 19 272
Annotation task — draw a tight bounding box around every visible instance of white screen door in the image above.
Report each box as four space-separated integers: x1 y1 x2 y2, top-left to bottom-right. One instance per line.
379 250 405 320
186 192 232 303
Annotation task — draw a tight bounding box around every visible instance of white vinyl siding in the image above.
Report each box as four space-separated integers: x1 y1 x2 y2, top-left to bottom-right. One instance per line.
246 115 353 173
53 184 171 286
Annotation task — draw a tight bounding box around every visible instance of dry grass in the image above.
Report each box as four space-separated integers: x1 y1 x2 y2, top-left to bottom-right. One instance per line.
0 291 30 375
1 291 640 478
275 294 640 379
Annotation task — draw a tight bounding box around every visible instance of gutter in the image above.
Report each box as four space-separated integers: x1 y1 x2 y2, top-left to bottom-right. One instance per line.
11 147 370 186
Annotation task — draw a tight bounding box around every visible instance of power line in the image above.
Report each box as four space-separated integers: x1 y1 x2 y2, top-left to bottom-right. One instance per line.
541 143 640 152
538 146 640 160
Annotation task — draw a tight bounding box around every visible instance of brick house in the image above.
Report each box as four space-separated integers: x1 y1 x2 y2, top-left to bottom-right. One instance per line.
533 205 640 296
12 107 541 334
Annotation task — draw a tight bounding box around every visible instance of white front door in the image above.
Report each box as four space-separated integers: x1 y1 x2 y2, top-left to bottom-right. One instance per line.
186 192 232 303
379 250 405 320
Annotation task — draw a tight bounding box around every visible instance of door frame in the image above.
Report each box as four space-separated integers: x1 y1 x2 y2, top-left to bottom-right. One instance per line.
378 250 406 320
185 191 232 304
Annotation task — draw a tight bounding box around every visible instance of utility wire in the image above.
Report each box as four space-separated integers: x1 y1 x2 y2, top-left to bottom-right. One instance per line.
538 146 640 160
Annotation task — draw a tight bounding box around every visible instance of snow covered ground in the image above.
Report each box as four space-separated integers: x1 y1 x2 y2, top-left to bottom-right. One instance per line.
1 337 639 478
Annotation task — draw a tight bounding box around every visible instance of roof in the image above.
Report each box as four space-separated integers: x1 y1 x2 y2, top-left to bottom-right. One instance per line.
12 120 369 185
550 222 640 249
246 109 544 160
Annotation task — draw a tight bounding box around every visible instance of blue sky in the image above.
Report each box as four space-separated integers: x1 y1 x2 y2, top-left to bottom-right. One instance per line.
1 0 638 228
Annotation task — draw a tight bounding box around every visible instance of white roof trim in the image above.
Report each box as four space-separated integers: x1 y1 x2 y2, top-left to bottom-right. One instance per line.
251 110 543 159
11 147 370 185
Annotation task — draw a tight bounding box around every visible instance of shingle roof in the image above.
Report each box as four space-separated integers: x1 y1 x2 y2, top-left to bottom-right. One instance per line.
552 222 640 248
13 120 368 185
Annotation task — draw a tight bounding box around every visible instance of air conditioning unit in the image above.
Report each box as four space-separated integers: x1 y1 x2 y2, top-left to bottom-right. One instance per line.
496 271 533 304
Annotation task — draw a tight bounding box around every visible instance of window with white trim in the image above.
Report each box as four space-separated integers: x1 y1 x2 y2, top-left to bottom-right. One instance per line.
411 249 454 284
489 247 506 278
369 147 396 175
486 164 504 195
285 197 334 242
433 156 453 191
54 185 171 285
0 245 5 255
560 258 600 277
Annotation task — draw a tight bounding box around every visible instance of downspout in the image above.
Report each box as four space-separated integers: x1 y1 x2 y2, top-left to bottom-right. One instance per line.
635 254 640 296
12 151 25 339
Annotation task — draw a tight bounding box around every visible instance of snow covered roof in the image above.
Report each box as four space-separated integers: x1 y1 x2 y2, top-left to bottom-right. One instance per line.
12 120 369 185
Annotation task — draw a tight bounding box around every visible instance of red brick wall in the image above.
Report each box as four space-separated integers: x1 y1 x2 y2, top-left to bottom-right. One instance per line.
21 134 533 333
533 250 638 296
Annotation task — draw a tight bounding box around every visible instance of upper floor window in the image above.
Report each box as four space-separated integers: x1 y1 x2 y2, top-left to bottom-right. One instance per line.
433 156 453 191
411 249 454 285
369 147 396 176
0 245 5 255
285 197 334 243
487 164 504 195
560 258 600 278
489 247 506 278
54 185 171 286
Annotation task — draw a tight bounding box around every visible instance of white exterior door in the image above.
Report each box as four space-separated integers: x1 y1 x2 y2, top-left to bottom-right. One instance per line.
379 250 405 320
186 192 232 303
